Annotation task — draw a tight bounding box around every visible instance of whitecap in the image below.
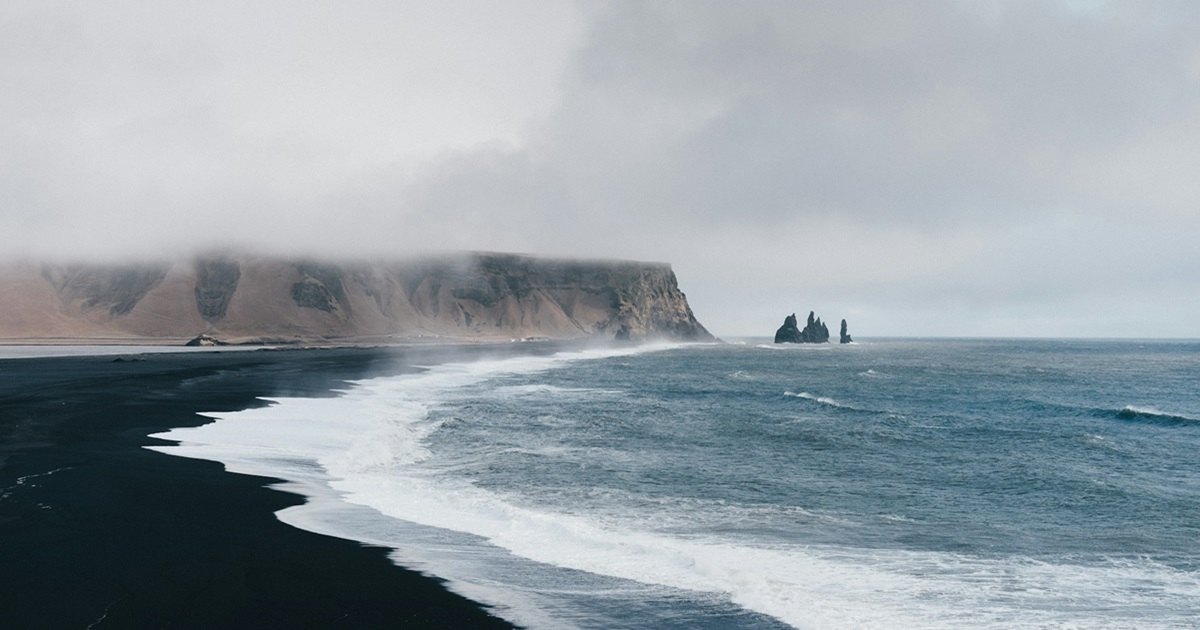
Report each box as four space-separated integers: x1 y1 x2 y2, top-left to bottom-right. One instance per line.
1116 405 1200 424
783 391 855 410
755 344 832 351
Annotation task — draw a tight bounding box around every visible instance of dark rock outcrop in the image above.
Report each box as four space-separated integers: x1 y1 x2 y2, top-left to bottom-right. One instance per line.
291 279 339 312
774 313 801 343
184 333 229 347
41 263 170 316
194 257 241 321
840 319 852 344
292 262 350 313
774 310 833 344
804 311 830 343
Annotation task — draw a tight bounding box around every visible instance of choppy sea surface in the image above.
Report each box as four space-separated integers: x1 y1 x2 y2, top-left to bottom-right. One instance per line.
151 339 1200 629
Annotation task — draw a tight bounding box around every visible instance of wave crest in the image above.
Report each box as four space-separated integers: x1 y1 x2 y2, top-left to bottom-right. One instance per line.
784 391 855 410
1114 405 1200 424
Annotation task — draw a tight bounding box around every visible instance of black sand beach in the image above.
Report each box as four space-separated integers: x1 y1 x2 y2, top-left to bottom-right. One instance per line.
0 345 554 628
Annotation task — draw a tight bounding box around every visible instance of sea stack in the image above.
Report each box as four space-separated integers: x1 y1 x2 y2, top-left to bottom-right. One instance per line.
840 319 852 344
774 310 831 344
774 313 801 343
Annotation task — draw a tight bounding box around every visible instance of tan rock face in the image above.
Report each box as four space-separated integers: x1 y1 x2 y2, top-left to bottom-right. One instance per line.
0 253 713 344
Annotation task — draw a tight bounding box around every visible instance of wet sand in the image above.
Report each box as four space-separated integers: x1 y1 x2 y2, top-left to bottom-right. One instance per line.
0 345 557 628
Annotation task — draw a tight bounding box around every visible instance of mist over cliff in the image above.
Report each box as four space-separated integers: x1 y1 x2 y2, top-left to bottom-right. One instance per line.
0 252 712 344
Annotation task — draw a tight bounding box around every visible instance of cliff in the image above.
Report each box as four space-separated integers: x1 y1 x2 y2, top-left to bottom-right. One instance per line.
0 253 713 344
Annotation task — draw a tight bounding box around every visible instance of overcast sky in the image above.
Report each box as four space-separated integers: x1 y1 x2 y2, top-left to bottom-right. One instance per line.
3 1 1199 338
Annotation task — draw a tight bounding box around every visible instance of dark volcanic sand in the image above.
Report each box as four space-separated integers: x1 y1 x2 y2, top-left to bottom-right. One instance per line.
0 345 554 629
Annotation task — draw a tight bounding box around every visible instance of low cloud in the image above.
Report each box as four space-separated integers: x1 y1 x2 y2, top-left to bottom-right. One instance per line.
3 1 1198 336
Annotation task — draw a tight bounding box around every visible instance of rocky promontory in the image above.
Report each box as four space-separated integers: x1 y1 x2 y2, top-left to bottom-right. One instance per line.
0 252 713 344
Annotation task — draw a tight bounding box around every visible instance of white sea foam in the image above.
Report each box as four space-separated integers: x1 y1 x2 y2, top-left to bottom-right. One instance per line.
784 390 855 410
148 343 1200 629
1118 405 1200 423
494 383 627 398
755 344 832 351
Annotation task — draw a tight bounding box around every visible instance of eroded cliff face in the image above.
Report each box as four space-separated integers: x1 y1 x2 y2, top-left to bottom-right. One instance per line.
0 253 712 343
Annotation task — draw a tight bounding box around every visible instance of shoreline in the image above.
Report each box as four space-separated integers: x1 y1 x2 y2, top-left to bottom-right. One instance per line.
0 333 572 347
0 344 567 627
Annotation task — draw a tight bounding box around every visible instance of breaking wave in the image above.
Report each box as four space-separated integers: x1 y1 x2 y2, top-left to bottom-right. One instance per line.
1114 406 1200 425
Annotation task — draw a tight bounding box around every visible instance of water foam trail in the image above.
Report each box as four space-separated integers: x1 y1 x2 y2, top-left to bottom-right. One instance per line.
783 391 874 414
755 344 832 351
148 343 1200 629
784 391 844 408
494 384 627 397
1115 405 1200 424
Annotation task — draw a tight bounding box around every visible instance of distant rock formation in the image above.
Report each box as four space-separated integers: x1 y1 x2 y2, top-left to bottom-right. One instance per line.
774 313 801 343
184 333 229 347
0 253 713 344
774 310 831 344
802 311 830 343
194 257 240 321
840 319 852 344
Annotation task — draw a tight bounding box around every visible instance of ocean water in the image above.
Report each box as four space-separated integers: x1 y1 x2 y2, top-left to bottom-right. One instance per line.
150 339 1200 628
